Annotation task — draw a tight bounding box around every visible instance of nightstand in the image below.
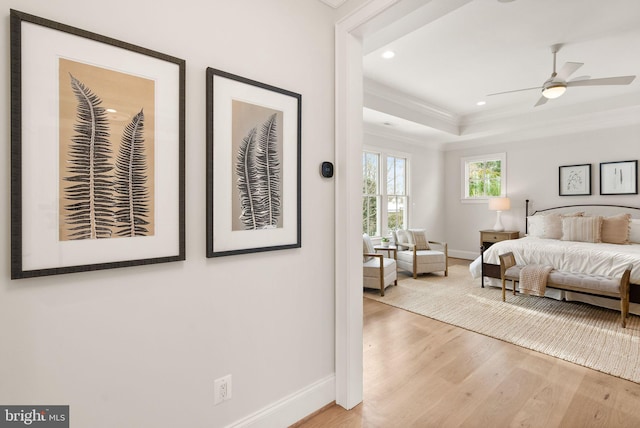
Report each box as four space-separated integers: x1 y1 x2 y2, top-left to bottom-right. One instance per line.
480 230 520 251
480 230 519 288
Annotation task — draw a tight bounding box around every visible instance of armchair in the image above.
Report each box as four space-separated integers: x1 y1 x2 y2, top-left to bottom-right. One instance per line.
363 234 397 296
394 229 448 279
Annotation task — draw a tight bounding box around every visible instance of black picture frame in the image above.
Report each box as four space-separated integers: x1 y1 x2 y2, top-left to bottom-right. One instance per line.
11 10 186 279
600 160 638 195
559 164 591 196
206 68 302 257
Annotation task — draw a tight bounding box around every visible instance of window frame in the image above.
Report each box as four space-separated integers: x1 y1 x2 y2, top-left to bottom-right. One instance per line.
363 147 411 238
385 154 408 234
460 152 507 203
362 151 381 237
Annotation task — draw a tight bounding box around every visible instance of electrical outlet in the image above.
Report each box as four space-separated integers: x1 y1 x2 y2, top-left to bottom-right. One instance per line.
214 374 232 405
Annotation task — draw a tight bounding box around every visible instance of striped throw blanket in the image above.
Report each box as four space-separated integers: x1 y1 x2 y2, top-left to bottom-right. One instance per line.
519 264 553 297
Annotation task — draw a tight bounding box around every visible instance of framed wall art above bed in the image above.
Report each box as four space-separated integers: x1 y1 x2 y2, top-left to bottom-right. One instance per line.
559 163 591 196
600 160 638 195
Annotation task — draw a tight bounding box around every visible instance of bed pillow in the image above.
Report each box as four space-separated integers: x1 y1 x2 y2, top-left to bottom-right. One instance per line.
527 216 545 237
543 214 564 239
562 211 586 217
601 213 631 244
561 216 602 243
629 219 640 244
541 212 584 239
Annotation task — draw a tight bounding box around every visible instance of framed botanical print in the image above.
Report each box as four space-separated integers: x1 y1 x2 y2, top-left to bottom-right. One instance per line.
11 10 186 278
559 164 591 196
206 68 301 257
600 160 638 195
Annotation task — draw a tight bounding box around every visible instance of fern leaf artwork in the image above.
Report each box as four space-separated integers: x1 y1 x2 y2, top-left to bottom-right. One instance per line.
235 113 282 230
114 109 150 237
254 113 281 227
64 74 115 239
236 127 260 229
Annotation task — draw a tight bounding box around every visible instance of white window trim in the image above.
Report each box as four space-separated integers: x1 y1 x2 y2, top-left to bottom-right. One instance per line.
460 152 506 203
364 146 411 237
362 150 381 237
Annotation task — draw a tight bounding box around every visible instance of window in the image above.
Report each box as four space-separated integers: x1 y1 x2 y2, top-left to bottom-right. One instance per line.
386 156 407 232
362 150 409 237
461 153 506 202
362 152 379 236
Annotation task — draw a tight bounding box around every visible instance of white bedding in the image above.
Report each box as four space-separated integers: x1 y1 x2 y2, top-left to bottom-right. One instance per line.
469 236 640 284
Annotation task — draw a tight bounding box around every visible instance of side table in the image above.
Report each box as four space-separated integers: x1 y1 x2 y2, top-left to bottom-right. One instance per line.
479 230 519 287
374 245 397 261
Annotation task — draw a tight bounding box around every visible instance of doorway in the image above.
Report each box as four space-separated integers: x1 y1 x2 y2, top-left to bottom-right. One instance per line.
334 0 472 410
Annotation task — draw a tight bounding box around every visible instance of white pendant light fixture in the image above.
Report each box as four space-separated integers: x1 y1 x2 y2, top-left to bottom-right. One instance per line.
542 80 566 99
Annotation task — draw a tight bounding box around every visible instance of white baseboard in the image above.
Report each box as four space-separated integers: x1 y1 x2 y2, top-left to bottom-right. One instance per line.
448 249 478 260
226 374 335 428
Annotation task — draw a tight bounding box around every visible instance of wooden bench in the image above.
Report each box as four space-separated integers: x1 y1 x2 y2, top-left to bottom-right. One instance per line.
499 252 632 328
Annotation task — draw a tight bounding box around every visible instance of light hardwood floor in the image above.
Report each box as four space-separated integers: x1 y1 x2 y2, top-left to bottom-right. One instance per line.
295 259 640 428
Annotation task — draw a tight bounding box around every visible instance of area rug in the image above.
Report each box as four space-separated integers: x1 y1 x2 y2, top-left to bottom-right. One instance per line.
364 263 640 384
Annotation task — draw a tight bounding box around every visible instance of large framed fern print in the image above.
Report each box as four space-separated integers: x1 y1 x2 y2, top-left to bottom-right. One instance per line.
10 10 186 279
206 69 301 257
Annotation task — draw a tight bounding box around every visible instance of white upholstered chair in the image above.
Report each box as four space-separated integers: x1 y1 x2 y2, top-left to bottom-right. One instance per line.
394 229 448 279
363 234 397 296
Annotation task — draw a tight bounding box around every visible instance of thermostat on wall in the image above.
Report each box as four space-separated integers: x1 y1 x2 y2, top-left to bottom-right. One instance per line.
320 161 334 178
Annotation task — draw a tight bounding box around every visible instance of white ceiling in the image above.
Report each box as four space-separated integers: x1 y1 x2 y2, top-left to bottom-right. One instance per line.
362 0 640 147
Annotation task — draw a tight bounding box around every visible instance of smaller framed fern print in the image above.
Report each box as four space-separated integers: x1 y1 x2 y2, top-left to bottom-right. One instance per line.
206 68 301 257
11 10 185 278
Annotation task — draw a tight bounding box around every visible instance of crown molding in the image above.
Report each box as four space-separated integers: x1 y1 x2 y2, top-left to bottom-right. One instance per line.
364 78 459 123
318 0 348 8
363 79 640 152
364 78 461 135
443 103 640 151
363 94 640 152
364 122 444 151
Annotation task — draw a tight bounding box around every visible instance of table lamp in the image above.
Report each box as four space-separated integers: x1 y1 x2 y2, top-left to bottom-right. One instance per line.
488 197 511 231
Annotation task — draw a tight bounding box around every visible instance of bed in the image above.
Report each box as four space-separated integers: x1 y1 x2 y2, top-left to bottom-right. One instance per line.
469 201 640 315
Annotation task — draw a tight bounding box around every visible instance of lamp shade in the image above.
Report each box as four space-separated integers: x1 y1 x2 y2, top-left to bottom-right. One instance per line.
488 197 511 211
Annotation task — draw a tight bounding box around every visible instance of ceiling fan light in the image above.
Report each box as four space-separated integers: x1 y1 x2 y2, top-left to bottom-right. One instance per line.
542 84 566 99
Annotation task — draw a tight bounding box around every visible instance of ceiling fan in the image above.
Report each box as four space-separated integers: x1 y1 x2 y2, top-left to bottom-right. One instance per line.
487 44 636 107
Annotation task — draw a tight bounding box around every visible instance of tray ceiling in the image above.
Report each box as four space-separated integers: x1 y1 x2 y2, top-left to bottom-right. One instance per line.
362 0 640 147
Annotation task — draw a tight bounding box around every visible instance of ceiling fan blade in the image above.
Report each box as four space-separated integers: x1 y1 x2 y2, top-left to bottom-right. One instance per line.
556 62 584 81
569 75 591 82
534 96 548 107
487 86 541 96
567 75 636 87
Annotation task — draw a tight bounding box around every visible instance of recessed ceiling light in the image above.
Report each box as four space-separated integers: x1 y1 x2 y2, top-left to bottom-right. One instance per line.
476 101 486 106
381 51 395 59
106 108 117 113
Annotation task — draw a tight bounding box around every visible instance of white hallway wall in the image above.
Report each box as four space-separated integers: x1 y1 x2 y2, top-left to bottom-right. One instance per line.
0 1 345 427
444 123 640 259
